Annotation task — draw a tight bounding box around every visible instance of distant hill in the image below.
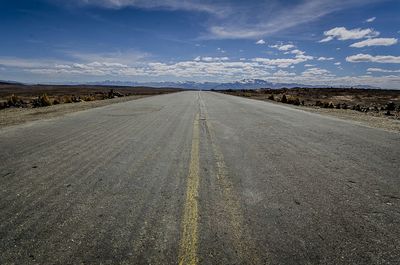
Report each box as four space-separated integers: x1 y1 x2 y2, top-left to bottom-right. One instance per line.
0 80 25 85
76 79 378 90
1 79 378 90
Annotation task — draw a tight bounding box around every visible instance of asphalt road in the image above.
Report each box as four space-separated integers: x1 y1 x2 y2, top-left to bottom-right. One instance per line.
1 91 399 265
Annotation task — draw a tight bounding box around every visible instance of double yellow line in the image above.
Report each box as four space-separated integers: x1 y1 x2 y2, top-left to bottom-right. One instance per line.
178 113 200 265
178 94 260 264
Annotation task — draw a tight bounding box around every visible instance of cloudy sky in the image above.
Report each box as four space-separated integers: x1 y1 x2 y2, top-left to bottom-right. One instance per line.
1 0 400 88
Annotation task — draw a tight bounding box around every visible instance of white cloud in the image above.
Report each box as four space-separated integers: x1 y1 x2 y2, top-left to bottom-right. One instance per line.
302 67 332 77
304 64 314 67
18 57 271 80
350 38 398 48
206 0 384 39
319 27 380 42
270 44 296 51
69 0 385 40
273 70 296 76
11 57 400 89
252 54 312 68
366 17 376 23
195 56 229 62
319 36 334 43
367 68 400 73
73 0 227 16
290 49 305 55
334 62 341 65
346 54 400 63
255 39 266 45
318 57 334 61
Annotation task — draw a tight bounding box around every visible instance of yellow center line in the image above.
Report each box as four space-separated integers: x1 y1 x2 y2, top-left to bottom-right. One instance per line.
178 113 200 265
200 94 262 264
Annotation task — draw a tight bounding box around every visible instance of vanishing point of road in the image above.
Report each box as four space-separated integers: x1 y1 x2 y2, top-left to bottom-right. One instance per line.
1 91 399 264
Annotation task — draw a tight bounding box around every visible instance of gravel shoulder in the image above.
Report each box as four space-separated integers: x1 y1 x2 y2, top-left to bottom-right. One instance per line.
297 105 400 133
0 95 150 128
226 94 400 133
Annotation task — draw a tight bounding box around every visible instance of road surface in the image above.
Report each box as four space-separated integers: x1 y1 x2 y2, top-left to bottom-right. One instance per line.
1 91 399 264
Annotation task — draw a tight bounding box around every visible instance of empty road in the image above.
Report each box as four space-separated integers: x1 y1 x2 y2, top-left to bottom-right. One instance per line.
1 91 399 265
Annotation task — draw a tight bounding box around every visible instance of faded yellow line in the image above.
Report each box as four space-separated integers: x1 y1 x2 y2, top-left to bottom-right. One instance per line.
201 97 262 264
178 113 200 265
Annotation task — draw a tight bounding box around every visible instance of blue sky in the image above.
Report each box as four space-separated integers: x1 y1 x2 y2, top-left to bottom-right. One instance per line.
0 0 400 88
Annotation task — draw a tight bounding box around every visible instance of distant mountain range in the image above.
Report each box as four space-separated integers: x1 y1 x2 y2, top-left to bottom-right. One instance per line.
1 79 378 90
62 79 378 90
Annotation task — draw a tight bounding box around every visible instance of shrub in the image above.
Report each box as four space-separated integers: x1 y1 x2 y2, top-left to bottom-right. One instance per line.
53 98 61 105
83 95 95 101
268 94 274 100
8 94 19 106
328 102 334 108
315 100 322 107
286 97 300 106
108 89 115 99
64 95 73 103
7 94 26 108
281 94 287 103
71 96 81 103
352 104 361 111
386 102 396 111
293 98 300 106
33 94 52 107
39 94 52 106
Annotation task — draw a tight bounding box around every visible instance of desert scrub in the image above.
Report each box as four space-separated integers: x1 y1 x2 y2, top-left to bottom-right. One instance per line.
83 95 96 101
40 94 52 106
6 94 26 108
63 95 73 103
32 94 52 107
53 98 61 105
287 96 300 105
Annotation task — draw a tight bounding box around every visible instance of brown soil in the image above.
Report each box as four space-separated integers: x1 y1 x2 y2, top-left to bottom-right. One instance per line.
220 88 400 133
0 95 153 128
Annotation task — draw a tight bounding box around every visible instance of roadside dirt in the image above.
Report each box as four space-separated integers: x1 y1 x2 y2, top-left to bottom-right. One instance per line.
223 92 400 133
296 105 400 133
0 95 149 128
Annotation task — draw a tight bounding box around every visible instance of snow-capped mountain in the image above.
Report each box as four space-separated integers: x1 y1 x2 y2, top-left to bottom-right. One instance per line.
1 79 377 90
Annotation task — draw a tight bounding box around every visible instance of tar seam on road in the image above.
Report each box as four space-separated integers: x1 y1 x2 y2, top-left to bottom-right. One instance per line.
200 94 262 264
178 113 200 265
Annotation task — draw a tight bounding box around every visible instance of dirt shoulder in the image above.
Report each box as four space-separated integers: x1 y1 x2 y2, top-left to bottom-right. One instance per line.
223 92 400 133
295 105 400 133
0 95 149 128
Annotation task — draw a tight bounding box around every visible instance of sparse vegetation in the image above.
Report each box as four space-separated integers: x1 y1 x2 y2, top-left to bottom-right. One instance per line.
83 95 95 101
0 83 182 110
32 94 52 107
6 94 26 108
218 88 400 120
63 95 73 103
